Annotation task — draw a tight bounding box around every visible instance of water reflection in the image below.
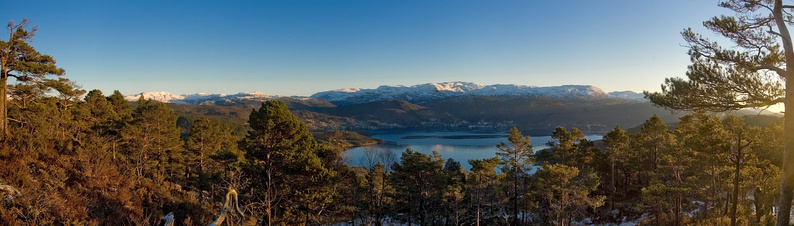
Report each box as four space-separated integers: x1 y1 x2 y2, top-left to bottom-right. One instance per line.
345 131 602 170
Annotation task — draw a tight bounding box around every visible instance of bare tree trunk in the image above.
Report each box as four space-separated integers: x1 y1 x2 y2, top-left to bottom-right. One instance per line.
731 150 743 226
476 203 481 226
675 194 681 226
755 186 765 223
611 157 616 210
266 169 273 226
513 161 519 226
776 0 794 224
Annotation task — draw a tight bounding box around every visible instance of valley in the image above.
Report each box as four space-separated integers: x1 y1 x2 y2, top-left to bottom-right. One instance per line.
132 82 701 136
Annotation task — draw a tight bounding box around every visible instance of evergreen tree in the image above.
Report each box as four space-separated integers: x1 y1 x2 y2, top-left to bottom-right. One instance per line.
358 148 396 224
724 115 761 226
185 117 223 191
83 89 118 126
602 125 629 210
0 18 65 140
535 163 604 226
468 156 502 226
641 1 794 223
107 90 132 121
496 127 533 225
547 127 584 166
636 114 670 173
240 100 334 225
122 97 184 183
441 158 466 225
691 114 731 221
390 149 445 226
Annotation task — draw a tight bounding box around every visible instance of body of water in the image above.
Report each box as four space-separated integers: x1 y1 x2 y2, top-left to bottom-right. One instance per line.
344 130 602 170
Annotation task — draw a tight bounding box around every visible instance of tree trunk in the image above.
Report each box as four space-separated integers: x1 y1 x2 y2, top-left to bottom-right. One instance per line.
611 157 616 210
675 194 681 226
266 169 273 226
0 74 7 141
777 0 794 224
377 170 387 226
755 186 765 223
779 74 794 225
731 151 742 226
476 203 481 226
513 163 519 226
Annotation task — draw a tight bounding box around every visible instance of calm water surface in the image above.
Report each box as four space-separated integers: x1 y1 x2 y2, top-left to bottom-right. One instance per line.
344 131 602 170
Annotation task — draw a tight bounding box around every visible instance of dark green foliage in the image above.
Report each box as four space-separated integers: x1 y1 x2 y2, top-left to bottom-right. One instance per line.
496 127 533 225
123 97 184 183
240 100 337 225
602 125 630 210
185 117 231 193
390 149 446 225
642 1 794 225
0 19 66 140
468 156 503 225
535 163 604 226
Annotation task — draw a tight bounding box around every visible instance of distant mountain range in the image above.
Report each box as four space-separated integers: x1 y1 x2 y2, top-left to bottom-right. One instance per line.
126 82 646 105
311 82 646 105
125 91 276 105
129 82 777 135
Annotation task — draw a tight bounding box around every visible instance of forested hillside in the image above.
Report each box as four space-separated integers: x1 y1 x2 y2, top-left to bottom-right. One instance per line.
0 85 785 225
0 5 791 225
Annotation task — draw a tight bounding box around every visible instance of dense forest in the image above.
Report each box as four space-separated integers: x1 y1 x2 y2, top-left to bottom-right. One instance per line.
0 79 786 225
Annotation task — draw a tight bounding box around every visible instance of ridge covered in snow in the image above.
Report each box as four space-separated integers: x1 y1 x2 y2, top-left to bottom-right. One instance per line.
311 82 643 105
125 91 274 104
125 82 646 105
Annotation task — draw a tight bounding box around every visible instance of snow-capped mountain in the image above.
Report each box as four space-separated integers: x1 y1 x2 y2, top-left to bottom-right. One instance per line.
607 91 646 101
311 82 642 106
125 91 273 104
125 82 646 106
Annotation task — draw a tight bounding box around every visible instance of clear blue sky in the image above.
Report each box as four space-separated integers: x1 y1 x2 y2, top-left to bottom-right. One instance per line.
1 0 728 96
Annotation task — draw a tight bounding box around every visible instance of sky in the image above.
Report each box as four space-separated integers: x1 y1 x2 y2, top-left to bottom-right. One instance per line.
1 0 730 97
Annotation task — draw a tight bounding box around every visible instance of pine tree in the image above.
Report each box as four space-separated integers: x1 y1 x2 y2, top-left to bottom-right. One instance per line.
122 97 183 183
359 148 396 225
468 156 501 226
107 90 131 121
390 149 445 225
240 100 334 225
0 19 65 140
82 89 119 132
724 115 761 226
641 2 794 223
185 117 223 191
535 163 604 226
691 114 731 220
602 125 629 210
441 158 466 225
496 127 533 225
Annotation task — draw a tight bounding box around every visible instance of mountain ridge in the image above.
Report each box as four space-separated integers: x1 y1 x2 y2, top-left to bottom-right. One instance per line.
125 82 647 105
140 81 780 135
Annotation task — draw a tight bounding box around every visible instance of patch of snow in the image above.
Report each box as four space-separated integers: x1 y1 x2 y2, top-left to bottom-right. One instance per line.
125 91 185 103
125 91 276 104
311 82 624 105
608 91 645 101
